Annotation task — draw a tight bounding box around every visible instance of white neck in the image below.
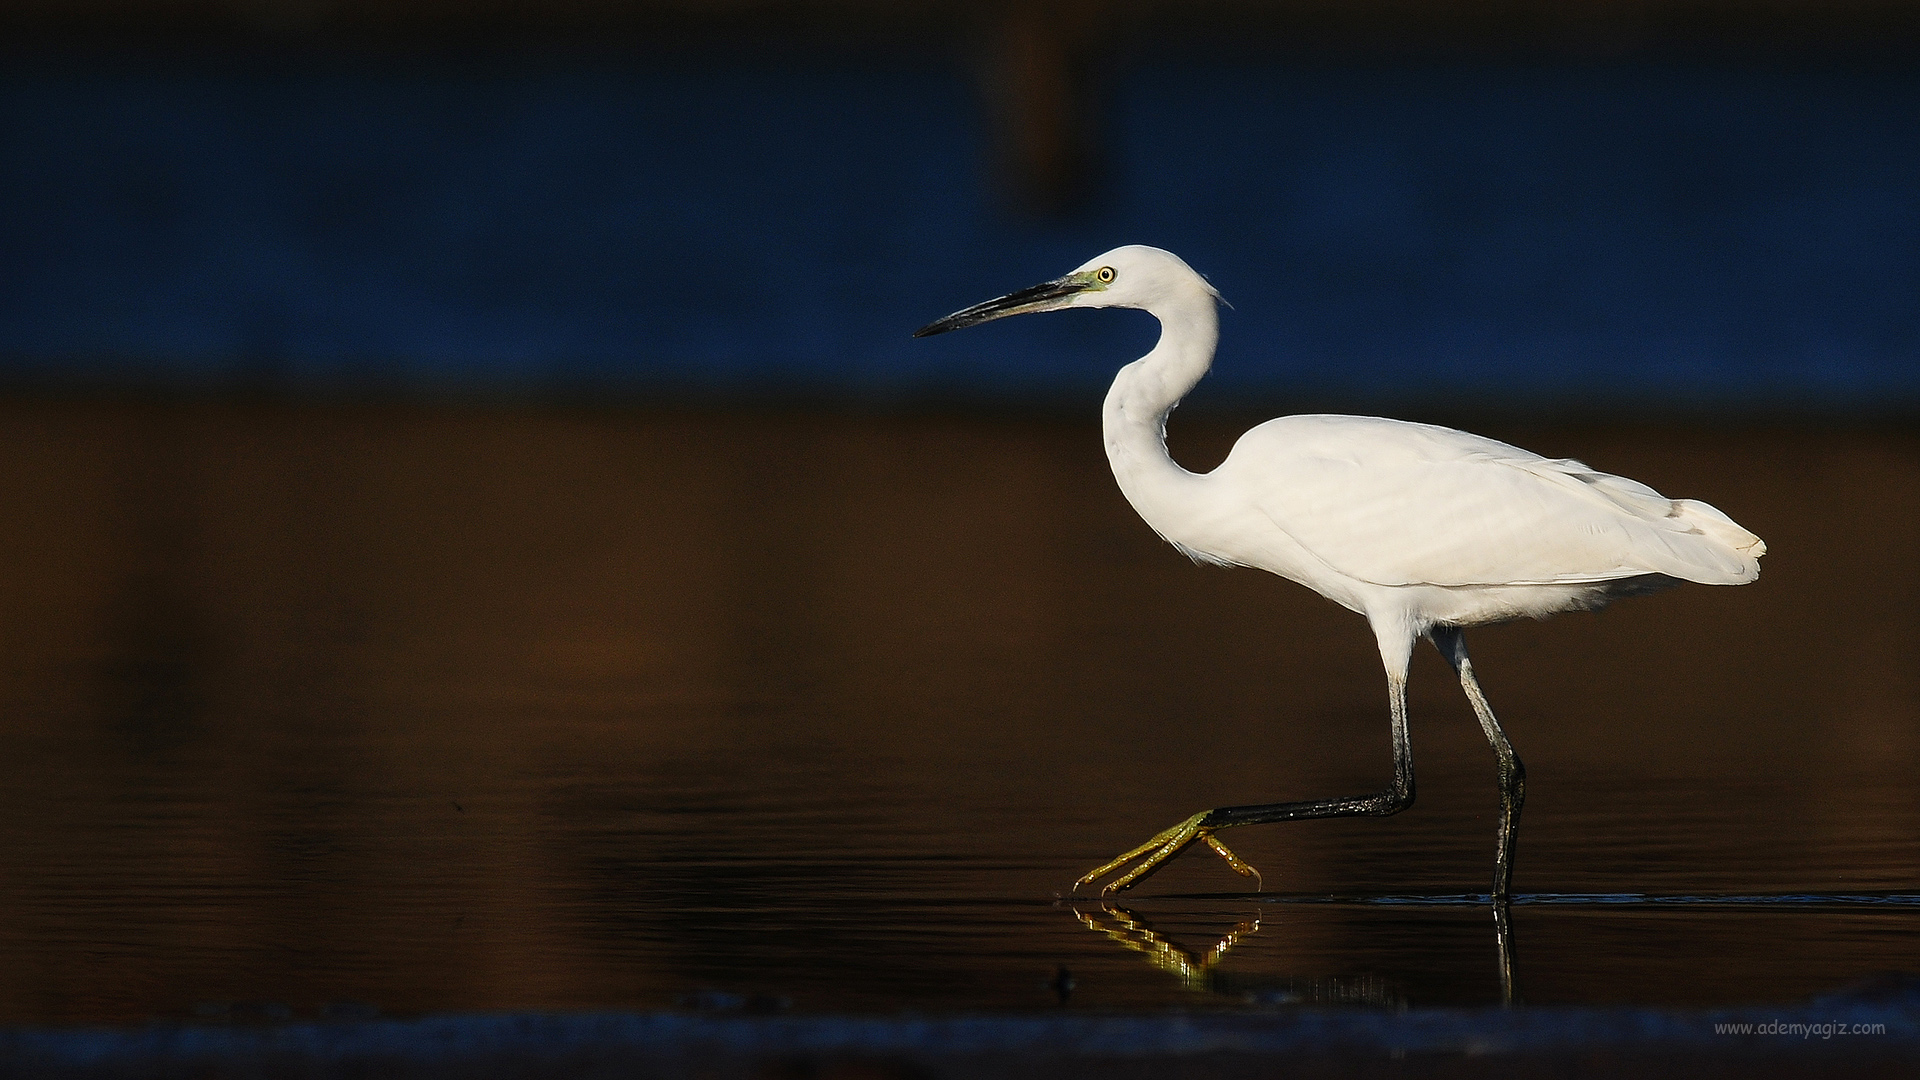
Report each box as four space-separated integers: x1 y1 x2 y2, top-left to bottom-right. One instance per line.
1100 288 1219 531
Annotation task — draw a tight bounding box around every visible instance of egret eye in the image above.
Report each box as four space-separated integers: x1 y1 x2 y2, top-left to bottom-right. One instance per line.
1096 266 1116 284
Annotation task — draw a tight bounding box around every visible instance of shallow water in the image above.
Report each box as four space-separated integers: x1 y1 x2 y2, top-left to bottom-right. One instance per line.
0 400 1914 1023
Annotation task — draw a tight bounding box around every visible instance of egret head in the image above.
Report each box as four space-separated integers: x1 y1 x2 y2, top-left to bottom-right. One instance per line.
912 245 1220 337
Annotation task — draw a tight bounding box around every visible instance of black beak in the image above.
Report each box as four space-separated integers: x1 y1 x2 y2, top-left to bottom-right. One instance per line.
912 276 1088 337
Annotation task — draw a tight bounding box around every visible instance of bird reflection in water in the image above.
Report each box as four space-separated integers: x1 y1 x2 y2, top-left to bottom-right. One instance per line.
1071 903 1263 993
1495 902 1517 1004
1070 899 1519 1006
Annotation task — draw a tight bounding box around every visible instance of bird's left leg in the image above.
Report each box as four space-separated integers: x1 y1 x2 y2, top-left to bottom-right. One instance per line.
1073 671 1415 895
1428 625 1526 901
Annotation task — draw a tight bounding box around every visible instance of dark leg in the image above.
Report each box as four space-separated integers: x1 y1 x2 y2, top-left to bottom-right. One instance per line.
1205 670 1415 827
1428 625 1526 901
1073 673 1416 895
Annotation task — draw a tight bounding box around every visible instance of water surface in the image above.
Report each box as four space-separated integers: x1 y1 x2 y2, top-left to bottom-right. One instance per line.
0 401 1914 1022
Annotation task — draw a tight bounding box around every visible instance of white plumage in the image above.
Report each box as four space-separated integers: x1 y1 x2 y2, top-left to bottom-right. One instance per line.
1208 415 1761 587
915 244 1765 900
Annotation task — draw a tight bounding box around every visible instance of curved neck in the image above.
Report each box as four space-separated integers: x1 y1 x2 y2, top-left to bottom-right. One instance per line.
1101 289 1219 512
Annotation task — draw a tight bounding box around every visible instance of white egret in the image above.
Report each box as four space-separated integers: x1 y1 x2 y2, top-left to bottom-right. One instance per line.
914 246 1764 900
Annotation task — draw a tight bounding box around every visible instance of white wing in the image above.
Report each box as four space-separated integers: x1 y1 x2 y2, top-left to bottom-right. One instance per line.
1214 415 1764 588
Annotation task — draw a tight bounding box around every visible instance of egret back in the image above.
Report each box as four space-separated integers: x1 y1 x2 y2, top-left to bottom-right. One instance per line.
1199 415 1765 590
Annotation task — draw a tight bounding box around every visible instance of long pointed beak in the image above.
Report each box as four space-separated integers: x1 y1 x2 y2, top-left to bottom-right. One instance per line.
912 275 1090 337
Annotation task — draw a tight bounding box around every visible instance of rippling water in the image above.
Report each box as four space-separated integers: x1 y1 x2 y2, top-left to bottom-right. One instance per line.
0 400 1913 1022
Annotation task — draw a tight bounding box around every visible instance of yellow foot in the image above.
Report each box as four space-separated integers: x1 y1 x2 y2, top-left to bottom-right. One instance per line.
1072 811 1264 895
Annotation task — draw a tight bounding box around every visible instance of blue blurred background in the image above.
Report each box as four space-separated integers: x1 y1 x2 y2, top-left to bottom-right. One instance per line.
3 2 1918 412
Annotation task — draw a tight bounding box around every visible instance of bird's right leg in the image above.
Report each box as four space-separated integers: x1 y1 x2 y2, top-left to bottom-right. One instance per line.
1073 673 1415 895
1428 625 1526 902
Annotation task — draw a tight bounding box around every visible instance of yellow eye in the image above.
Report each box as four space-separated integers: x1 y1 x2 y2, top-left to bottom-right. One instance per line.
1096 266 1116 284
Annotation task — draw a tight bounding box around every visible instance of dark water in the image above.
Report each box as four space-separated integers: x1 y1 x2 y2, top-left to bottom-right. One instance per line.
0 400 1915 1024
